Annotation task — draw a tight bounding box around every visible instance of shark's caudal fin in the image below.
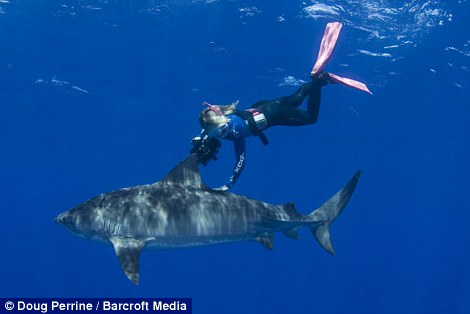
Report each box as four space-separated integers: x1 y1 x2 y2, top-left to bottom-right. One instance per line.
310 22 372 94
307 171 361 255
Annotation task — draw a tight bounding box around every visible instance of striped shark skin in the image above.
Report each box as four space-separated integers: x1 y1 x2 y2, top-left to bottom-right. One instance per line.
55 154 360 285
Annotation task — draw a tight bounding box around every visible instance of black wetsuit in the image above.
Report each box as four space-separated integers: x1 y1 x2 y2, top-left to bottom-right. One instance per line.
252 79 323 128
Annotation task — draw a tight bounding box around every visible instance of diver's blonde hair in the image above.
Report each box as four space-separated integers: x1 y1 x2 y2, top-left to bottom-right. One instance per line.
199 100 239 131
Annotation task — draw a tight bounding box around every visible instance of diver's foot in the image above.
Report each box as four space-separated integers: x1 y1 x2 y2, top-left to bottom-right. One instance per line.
311 71 332 86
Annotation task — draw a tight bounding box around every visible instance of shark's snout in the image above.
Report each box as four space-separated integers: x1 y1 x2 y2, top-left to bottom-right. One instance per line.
54 213 64 224
54 212 73 227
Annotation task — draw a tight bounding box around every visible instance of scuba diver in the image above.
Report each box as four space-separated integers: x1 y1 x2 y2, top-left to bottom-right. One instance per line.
190 22 371 191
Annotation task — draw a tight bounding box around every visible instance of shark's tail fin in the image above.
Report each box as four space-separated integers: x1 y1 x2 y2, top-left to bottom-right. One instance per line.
307 171 361 255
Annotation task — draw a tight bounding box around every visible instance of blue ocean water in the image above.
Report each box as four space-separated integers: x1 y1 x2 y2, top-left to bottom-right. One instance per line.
1 0 469 313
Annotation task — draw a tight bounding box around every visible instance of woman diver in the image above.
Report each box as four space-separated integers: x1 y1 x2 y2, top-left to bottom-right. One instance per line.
191 22 371 191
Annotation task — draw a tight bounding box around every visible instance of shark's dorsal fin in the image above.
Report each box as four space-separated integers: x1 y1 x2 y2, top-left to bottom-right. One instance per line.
109 236 147 285
160 154 208 189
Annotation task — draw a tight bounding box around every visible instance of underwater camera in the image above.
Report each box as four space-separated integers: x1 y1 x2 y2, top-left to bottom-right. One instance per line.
190 134 221 166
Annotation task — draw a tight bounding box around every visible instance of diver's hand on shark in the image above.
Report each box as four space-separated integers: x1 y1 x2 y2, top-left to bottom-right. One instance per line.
213 185 229 192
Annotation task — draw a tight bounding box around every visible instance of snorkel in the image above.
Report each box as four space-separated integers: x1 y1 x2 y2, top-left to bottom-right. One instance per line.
203 101 223 116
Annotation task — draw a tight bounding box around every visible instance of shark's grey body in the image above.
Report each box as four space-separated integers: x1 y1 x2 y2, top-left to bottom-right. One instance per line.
55 154 360 284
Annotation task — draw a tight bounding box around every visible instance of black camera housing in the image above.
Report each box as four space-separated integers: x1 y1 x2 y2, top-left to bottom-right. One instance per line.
190 134 222 166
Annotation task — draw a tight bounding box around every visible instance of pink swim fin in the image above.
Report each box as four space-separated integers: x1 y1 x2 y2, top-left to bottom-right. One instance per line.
327 73 372 95
311 22 343 76
311 22 372 95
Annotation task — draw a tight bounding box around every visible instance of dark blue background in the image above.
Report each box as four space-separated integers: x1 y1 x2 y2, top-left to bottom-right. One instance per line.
1 1 469 313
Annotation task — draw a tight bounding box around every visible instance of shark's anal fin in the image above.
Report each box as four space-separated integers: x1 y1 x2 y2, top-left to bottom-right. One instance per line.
255 236 274 250
109 237 147 285
284 228 301 240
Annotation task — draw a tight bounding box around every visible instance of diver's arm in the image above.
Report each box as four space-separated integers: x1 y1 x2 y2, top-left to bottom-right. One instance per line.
219 137 246 190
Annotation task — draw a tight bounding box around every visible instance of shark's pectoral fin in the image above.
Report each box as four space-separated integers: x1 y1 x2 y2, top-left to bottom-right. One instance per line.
255 236 274 250
109 236 147 285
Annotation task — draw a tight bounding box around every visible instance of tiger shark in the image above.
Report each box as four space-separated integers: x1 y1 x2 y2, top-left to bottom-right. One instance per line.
55 154 360 285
